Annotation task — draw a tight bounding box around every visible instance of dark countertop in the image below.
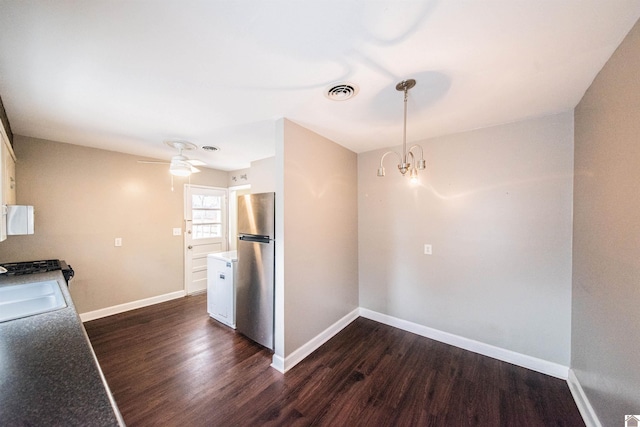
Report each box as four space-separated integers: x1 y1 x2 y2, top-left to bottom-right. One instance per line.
0 271 124 426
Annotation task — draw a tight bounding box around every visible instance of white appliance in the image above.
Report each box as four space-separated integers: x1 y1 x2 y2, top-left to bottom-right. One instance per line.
7 205 34 235
207 251 237 328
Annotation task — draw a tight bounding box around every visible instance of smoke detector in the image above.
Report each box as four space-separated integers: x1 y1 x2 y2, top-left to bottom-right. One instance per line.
325 82 359 101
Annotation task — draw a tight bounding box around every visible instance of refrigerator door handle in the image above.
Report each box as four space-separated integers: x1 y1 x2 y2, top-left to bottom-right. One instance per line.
239 234 271 244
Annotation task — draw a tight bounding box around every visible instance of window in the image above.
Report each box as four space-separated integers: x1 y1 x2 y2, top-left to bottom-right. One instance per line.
191 194 222 239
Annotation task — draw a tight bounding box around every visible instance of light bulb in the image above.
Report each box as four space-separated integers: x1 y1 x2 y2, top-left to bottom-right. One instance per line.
409 168 419 184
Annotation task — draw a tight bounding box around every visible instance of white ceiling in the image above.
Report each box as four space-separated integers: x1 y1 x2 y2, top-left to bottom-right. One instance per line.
0 1 639 171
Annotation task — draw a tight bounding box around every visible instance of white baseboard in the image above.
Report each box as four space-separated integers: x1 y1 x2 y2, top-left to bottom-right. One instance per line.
270 354 285 373
271 308 360 373
359 308 569 379
567 369 602 427
79 290 187 322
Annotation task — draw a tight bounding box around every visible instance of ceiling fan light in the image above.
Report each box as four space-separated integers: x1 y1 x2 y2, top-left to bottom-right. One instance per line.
170 161 192 177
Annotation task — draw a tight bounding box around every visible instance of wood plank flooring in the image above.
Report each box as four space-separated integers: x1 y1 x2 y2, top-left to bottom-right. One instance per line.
84 295 584 426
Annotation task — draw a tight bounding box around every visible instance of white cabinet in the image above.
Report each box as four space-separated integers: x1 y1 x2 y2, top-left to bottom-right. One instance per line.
0 123 16 242
3 139 16 205
207 251 237 328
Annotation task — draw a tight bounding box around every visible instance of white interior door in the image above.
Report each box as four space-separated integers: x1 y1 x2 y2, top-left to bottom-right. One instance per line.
184 185 228 294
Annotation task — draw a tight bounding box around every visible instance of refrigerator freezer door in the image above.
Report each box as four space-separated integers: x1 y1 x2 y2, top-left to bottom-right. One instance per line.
236 238 274 350
237 192 275 238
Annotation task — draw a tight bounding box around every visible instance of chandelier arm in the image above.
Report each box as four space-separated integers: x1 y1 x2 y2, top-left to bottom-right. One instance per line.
379 150 402 167
377 150 403 177
408 144 423 158
409 144 426 170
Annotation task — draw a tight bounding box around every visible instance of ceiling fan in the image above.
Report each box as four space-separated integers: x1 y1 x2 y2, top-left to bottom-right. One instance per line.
137 141 206 176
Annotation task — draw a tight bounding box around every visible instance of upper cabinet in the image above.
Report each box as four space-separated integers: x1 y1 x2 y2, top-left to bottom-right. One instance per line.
0 122 16 242
3 138 16 205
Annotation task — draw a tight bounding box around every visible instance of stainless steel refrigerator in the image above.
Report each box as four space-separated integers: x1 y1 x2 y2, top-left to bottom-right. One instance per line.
236 192 275 350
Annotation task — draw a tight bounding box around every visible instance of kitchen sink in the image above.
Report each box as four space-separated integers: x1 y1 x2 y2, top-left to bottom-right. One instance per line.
0 280 67 323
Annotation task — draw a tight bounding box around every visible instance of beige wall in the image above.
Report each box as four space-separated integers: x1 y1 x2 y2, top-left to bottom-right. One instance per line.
572 18 640 426
0 136 228 313
358 112 574 365
249 157 276 194
228 167 250 187
277 119 359 357
227 157 276 193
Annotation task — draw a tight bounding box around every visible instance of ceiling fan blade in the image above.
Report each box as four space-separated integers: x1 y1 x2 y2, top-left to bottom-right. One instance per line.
137 160 170 164
141 142 204 175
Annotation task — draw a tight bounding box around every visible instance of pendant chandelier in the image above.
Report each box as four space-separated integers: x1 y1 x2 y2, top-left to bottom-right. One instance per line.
377 79 425 182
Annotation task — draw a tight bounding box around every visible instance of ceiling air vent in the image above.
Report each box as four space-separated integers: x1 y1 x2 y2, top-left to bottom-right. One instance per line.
325 82 359 101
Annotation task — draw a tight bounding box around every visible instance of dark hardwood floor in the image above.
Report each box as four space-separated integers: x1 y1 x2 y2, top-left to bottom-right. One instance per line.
84 295 584 426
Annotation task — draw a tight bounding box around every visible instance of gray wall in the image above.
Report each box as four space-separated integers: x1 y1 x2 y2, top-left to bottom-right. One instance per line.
0 136 228 313
572 18 640 426
277 119 359 356
358 112 574 365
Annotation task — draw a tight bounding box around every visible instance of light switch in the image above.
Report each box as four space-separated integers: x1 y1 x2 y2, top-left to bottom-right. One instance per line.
173 228 182 236
424 244 432 255
115 238 122 247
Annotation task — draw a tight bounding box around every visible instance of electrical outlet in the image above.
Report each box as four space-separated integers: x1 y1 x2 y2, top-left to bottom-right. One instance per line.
424 244 432 255
115 238 122 247
173 228 182 236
